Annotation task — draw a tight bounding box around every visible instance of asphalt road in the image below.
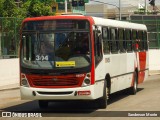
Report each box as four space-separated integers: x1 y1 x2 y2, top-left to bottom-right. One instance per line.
0 75 160 120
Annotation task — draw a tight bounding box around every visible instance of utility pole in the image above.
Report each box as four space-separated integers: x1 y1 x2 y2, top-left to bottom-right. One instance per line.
119 0 121 20
145 0 147 15
65 0 68 13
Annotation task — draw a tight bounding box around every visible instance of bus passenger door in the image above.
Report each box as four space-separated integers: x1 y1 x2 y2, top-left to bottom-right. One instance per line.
93 26 106 100
93 26 106 80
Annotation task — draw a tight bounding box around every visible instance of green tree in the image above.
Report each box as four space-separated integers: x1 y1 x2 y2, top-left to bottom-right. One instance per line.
0 0 55 18
1 0 17 17
0 0 4 17
40 0 54 5
27 0 54 17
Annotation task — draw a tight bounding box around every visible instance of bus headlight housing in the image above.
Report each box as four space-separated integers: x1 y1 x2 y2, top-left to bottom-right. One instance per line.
21 78 29 87
84 78 91 85
21 73 29 87
82 73 91 87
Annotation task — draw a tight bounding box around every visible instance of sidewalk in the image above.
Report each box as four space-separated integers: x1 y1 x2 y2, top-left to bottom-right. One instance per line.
148 74 160 81
0 83 19 91
0 58 19 91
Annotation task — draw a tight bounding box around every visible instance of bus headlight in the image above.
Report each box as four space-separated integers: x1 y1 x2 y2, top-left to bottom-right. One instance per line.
21 78 29 87
84 78 91 84
21 73 29 87
82 78 91 87
82 73 91 87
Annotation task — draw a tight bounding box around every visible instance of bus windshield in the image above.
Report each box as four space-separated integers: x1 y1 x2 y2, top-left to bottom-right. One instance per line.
21 31 91 69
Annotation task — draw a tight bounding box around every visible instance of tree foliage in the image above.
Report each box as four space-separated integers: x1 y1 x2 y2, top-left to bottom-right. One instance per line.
27 0 54 17
0 0 55 18
0 0 17 17
0 0 4 17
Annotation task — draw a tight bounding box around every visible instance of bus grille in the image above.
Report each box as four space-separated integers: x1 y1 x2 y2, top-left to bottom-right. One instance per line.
26 75 84 88
32 78 79 86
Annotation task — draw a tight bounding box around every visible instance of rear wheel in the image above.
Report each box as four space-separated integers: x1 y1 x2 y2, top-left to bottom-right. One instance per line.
130 71 138 95
38 100 48 109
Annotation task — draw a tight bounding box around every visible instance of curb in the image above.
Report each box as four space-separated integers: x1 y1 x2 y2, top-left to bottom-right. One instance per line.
0 87 19 91
149 70 160 76
0 83 19 91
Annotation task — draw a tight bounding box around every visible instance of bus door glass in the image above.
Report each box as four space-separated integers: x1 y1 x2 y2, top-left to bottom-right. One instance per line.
93 26 103 65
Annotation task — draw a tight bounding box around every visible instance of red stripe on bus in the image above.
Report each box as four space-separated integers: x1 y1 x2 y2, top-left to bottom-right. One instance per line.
138 51 146 83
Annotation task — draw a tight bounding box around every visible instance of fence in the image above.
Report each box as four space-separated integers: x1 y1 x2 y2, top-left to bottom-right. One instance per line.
0 17 23 58
130 15 160 49
0 16 160 59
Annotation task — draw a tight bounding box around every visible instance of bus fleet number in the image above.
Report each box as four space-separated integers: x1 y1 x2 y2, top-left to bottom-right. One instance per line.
36 55 49 61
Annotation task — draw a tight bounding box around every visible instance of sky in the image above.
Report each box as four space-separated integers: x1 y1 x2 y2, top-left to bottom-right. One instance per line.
88 0 159 8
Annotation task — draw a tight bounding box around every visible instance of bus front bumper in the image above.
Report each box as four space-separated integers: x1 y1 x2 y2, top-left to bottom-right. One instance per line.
20 81 104 100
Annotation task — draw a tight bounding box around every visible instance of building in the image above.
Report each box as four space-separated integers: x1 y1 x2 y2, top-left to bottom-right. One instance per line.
85 4 108 18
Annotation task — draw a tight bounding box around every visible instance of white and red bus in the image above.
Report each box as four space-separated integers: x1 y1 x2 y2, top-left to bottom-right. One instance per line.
19 15 148 109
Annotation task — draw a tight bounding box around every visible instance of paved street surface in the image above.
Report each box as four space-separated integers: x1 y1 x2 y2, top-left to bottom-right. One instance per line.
0 75 160 120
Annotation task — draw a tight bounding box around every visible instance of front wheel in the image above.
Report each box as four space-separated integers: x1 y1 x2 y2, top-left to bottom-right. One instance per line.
97 80 108 109
129 71 138 95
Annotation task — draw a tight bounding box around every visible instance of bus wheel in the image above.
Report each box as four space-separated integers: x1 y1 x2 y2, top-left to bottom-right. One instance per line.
97 80 107 109
130 71 138 95
38 100 48 109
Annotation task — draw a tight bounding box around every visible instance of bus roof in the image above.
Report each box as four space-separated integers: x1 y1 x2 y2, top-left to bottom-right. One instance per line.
92 17 147 31
22 15 147 31
22 15 92 23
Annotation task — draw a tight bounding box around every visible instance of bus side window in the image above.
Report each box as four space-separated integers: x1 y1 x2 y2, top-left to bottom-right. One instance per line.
110 28 118 54
115 28 119 52
126 29 132 52
138 31 144 51
132 30 139 51
94 28 103 65
119 29 125 53
123 29 127 52
143 31 148 50
102 27 110 54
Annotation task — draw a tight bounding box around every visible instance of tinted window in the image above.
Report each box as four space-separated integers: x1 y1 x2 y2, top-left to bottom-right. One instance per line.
138 31 144 51
102 27 110 54
23 20 89 31
126 29 132 52
21 32 91 69
110 28 118 53
118 29 125 53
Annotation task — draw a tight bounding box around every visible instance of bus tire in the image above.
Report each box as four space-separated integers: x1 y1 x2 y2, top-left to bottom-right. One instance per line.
129 71 138 95
97 80 107 109
38 100 48 109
